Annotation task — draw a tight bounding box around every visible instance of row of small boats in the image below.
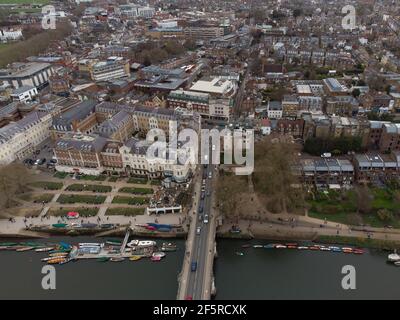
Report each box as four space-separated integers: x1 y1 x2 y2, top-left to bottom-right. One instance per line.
96 252 167 263
241 243 365 254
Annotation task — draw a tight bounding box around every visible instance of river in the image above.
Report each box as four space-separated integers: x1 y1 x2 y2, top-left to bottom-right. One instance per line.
214 239 400 300
0 237 184 300
1 237 399 299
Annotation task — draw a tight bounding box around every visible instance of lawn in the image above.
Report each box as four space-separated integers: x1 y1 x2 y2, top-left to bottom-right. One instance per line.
105 207 145 216
112 196 149 205
150 180 162 186
53 172 69 179
29 181 63 190
127 177 148 184
79 174 107 181
119 187 153 195
18 193 54 203
0 0 49 4
49 207 98 217
57 194 106 205
66 184 112 193
308 188 400 228
108 176 119 182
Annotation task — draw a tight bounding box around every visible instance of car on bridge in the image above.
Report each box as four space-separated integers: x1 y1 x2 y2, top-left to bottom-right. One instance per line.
191 261 197 272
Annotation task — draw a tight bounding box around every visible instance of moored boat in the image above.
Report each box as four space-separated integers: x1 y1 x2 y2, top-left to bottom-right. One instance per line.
241 244 251 248
152 252 166 258
342 248 353 254
309 246 319 250
297 246 309 250
97 257 109 262
129 255 142 261
388 253 400 262
353 249 364 254
151 255 162 262
16 246 34 252
110 257 125 262
394 261 400 266
35 247 54 252
287 245 298 249
49 252 69 257
0 242 17 246
47 257 67 264
263 244 275 249
253 245 263 248
161 242 177 252
127 240 157 248
275 245 287 249
235 252 244 256
320 247 331 251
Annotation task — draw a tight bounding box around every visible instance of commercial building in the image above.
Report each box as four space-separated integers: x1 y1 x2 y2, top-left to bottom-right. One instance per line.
0 62 54 89
89 57 130 82
51 100 97 140
10 85 38 103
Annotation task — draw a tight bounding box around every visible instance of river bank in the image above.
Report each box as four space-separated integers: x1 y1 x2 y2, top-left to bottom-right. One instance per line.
217 228 400 250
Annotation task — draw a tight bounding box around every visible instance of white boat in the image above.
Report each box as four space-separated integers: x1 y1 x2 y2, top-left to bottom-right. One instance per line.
320 247 331 251
79 243 103 248
388 253 400 262
35 247 54 252
297 246 309 250
127 240 156 248
394 261 400 266
275 245 287 249
253 245 263 248
152 252 166 258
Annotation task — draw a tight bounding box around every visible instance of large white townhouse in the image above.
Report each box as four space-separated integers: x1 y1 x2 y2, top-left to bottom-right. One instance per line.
0 111 52 164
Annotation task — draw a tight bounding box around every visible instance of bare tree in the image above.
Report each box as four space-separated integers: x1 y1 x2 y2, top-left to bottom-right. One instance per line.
253 138 305 214
355 185 373 215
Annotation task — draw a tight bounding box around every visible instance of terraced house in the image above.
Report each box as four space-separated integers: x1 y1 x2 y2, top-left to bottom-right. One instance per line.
0 111 52 164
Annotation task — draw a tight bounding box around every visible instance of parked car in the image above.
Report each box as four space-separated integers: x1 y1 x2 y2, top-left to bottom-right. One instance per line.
204 214 209 224
199 206 203 213
201 192 205 199
191 261 197 272
23 159 33 165
49 159 57 164
196 226 201 235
